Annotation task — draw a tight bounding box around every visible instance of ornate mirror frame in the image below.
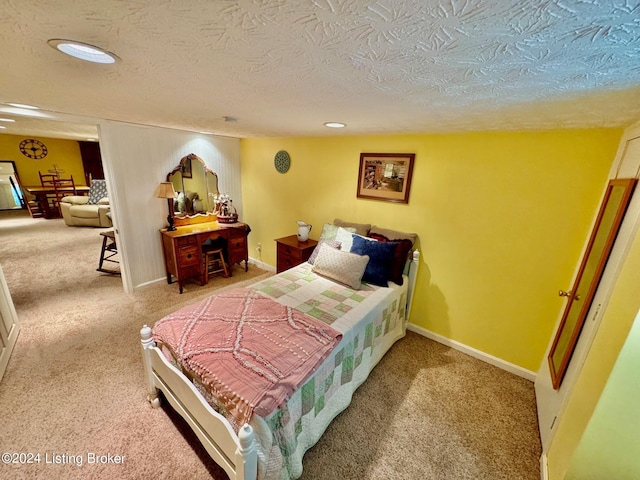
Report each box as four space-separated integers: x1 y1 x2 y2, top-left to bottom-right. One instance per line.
167 153 219 227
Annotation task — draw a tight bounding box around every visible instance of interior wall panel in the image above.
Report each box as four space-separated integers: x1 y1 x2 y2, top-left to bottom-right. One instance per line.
98 122 241 292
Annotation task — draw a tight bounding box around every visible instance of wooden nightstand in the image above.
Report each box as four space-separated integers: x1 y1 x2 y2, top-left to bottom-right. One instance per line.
275 235 318 273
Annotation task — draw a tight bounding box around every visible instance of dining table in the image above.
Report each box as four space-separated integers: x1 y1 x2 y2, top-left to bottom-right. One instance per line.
24 185 90 219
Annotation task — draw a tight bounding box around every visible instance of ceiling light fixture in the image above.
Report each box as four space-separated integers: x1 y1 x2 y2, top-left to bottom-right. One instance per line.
198 131 214 135
47 39 120 64
0 118 16 122
7 103 39 110
324 122 346 128
0 126 6 130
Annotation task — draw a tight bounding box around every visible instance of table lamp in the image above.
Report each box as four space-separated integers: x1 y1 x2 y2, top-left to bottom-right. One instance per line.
155 182 177 231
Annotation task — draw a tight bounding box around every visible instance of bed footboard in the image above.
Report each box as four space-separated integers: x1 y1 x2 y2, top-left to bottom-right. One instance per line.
140 325 257 480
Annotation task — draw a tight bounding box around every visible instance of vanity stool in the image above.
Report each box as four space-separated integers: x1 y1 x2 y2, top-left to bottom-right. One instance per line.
204 248 229 282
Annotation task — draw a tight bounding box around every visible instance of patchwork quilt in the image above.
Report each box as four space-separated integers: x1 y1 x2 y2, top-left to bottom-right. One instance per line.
154 263 409 480
248 263 408 480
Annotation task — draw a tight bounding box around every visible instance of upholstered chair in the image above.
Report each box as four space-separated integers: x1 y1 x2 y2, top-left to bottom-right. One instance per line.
60 179 112 228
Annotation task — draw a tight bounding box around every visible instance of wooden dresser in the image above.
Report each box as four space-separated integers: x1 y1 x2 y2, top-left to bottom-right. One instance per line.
161 221 250 293
275 235 318 273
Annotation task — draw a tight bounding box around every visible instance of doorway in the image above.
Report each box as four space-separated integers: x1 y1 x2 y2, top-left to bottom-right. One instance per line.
0 161 25 211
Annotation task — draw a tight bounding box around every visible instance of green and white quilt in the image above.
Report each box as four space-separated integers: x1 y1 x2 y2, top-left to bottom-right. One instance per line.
247 263 409 480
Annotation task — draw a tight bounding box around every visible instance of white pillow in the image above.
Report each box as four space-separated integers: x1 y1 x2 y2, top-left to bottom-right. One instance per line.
334 226 376 253
312 243 369 290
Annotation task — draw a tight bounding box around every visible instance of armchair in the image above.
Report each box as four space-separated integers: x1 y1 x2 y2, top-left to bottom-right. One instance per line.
61 179 112 228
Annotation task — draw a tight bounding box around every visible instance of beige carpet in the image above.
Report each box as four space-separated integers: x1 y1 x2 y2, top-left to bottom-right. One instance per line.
0 209 541 480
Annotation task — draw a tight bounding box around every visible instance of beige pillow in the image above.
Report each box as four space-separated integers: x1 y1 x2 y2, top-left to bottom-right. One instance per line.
312 243 369 290
319 223 355 241
333 218 371 236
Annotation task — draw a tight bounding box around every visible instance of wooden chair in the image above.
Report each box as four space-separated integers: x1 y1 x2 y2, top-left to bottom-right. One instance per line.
23 192 44 218
52 176 76 217
37 171 61 216
12 175 42 218
39 171 58 187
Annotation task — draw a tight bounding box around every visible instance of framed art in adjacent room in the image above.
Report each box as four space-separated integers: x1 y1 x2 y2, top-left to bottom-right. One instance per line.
357 152 415 203
181 155 192 178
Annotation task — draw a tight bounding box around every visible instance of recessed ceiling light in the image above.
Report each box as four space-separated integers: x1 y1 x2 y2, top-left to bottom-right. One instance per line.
0 118 16 122
324 122 346 128
47 39 120 64
198 131 214 135
7 103 39 109
0 126 6 129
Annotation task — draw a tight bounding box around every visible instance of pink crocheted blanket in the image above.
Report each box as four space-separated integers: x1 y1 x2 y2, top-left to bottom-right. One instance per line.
153 288 342 428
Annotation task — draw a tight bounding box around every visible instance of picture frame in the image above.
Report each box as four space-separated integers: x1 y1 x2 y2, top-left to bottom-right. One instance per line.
357 153 415 203
181 156 192 178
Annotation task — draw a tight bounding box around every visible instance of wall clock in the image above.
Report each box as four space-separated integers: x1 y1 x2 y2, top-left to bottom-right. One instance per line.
274 150 290 173
19 139 48 159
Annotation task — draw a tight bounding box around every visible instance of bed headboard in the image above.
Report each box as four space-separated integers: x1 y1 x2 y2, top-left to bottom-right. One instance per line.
404 250 420 321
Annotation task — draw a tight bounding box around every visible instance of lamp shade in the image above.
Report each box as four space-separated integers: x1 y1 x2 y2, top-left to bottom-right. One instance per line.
155 182 176 199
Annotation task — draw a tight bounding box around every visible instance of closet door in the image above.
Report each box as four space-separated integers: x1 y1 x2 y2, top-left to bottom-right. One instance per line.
0 264 20 382
535 127 640 451
548 179 636 390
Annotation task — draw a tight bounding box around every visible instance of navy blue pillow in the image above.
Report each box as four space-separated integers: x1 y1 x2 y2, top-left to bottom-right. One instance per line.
350 235 397 287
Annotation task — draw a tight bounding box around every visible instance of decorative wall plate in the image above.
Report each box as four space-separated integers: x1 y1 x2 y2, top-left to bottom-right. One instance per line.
274 150 290 173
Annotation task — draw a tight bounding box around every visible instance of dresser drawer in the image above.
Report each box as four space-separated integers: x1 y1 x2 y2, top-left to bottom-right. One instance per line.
228 235 246 253
176 236 198 247
178 245 200 266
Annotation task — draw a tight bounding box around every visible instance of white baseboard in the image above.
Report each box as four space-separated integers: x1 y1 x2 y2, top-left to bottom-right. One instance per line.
135 277 167 290
248 257 275 272
540 453 549 480
406 323 537 382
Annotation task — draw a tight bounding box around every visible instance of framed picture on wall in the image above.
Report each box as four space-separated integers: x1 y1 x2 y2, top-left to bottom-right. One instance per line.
357 153 415 203
181 156 192 178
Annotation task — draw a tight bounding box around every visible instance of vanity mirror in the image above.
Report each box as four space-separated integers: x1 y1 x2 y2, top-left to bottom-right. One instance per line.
167 153 219 225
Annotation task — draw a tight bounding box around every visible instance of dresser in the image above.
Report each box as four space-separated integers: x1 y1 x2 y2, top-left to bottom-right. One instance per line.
161 221 250 293
275 235 318 273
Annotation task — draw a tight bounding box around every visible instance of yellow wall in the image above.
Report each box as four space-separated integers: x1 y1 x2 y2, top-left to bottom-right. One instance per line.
0 134 86 186
547 219 640 479
240 129 621 372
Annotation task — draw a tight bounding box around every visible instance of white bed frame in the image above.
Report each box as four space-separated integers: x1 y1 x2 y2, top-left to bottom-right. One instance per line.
140 250 420 480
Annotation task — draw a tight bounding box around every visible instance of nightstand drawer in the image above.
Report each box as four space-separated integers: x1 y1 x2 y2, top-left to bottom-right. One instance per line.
277 243 304 262
275 235 318 273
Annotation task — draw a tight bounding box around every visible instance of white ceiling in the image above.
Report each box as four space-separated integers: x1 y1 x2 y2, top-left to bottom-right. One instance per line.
1 0 639 141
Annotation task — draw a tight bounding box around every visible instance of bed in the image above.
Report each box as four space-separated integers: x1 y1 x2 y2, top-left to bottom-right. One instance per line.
140 222 420 480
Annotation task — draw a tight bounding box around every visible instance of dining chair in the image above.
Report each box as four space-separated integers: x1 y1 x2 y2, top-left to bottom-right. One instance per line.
39 171 58 187
38 171 61 215
53 175 76 216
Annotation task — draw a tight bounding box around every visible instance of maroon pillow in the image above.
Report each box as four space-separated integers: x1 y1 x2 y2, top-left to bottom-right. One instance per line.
368 233 413 285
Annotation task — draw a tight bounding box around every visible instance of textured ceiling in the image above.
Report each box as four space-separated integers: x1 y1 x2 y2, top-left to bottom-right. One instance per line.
0 0 639 140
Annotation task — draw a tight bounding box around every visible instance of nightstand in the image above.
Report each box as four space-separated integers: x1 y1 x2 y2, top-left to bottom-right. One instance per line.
275 235 318 273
